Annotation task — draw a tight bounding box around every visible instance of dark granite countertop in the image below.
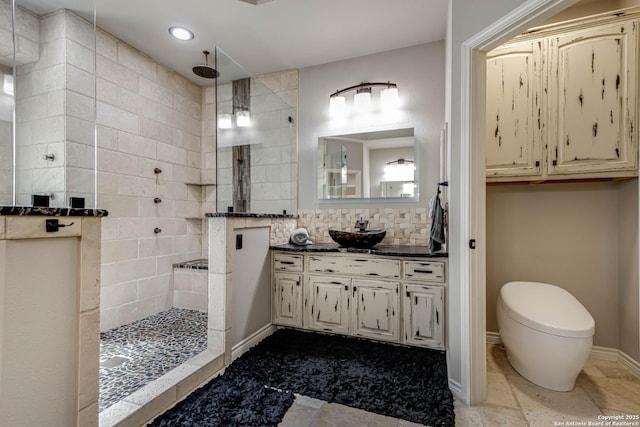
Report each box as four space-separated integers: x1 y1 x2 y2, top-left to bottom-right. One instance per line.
0 206 109 217
270 243 448 258
205 212 296 218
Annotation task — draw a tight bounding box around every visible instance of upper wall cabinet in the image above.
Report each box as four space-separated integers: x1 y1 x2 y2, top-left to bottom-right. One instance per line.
486 40 543 178
486 14 639 182
548 21 637 176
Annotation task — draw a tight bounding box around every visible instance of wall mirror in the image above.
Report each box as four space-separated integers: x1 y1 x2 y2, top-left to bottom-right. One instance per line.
317 127 417 199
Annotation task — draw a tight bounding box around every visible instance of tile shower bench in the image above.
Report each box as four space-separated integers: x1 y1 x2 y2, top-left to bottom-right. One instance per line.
173 259 208 312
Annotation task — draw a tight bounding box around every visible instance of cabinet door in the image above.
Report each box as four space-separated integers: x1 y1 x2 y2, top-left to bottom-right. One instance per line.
548 21 638 175
486 39 544 179
304 276 350 334
272 273 302 327
351 279 399 343
403 284 444 350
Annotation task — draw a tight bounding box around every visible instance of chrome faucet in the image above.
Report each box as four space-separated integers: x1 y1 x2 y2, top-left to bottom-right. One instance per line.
355 217 368 232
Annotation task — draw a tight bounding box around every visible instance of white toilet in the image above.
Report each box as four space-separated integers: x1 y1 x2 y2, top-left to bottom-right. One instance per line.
496 281 595 391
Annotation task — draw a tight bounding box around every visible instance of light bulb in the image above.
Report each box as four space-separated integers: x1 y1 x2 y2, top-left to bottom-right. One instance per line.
218 113 232 129
168 26 194 41
236 110 251 127
354 89 371 113
3 74 13 96
381 87 399 109
329 96 346 116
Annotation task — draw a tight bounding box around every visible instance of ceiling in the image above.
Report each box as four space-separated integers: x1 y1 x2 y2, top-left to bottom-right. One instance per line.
15 0 447 86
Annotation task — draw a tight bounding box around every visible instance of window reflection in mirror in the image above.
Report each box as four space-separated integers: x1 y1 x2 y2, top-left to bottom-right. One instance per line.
317 128 416 200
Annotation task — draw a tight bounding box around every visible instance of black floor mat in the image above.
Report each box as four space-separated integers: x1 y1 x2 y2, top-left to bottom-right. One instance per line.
149 328 455 426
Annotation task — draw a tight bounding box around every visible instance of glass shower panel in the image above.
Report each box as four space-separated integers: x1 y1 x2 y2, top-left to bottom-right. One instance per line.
0 0 15 205
9 0 96 208
215 46 296 215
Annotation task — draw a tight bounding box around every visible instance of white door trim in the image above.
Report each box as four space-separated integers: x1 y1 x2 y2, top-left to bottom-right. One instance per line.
458 0 579 405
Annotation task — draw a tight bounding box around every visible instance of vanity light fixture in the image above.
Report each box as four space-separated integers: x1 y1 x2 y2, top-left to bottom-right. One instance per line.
384 158 415 181
329 81 398 115
236 110 251 127
3 74 13 96
218 113 233 129
168 26 194 41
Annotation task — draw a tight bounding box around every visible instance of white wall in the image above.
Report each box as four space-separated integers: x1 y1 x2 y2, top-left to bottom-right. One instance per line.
298 42 445 208
0 238 78 426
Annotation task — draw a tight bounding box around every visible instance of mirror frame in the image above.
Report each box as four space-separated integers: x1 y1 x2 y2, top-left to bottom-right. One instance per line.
316 126 419 202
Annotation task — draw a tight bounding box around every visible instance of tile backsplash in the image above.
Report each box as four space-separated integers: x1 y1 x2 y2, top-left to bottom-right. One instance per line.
297 208 432 246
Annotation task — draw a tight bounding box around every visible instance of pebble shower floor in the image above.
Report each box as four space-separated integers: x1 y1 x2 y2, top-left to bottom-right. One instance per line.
99 308 208 412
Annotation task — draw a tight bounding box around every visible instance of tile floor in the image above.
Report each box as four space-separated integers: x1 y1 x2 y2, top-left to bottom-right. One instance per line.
99 308 207 412
279 344 640 427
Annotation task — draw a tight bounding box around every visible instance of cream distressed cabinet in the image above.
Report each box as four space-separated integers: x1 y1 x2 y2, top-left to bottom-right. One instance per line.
271 250 447 350
547 20 637 176
486 14 639 182
486 39 544 179
272 253 304 327
402 261 445 348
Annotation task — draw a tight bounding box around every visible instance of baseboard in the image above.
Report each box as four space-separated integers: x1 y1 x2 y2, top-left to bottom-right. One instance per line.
591 346 640 378
488 333 640 379
485 331 501 345
231 324 277 361
448 378 463 400
590 345 619 362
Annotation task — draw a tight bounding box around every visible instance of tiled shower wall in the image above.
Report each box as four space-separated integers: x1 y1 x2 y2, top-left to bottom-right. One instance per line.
96 29 204 331
297 208 432 246
0 0 39 205
15 10 96 207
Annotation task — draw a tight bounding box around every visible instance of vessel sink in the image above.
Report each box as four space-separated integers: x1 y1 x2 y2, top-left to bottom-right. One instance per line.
328 229 386 249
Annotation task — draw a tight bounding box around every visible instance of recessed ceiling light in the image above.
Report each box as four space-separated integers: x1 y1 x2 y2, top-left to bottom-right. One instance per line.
168 26 194 41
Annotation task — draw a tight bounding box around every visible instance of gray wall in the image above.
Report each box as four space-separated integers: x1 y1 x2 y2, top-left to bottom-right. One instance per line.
618 179 639 360
298 41 445 208
486 182 623 348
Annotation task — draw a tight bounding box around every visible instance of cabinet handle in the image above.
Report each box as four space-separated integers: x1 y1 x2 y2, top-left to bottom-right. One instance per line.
279 261 295 265
344 285 349 291
414 269 433 274
436 310 439 325
552 160 557 166
330 281 342 285
296 280 300 287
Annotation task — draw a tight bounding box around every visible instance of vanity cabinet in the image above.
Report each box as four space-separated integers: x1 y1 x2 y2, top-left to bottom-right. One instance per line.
305 276 351 334
272 253 304 327
403 284 444 349
271 250 447 350
351 279 399 342
273 273 303 327
486 14 639 182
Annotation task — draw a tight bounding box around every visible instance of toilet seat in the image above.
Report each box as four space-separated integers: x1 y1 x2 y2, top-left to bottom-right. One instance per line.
500 281 594 338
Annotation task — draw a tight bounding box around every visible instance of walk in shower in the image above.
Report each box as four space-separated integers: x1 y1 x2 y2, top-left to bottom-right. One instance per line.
2 0 297 417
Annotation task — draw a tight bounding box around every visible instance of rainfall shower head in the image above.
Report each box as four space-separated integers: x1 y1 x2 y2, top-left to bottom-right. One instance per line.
193 50 219 79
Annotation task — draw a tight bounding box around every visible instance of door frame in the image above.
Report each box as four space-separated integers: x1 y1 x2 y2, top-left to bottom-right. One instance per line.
458 0 579 404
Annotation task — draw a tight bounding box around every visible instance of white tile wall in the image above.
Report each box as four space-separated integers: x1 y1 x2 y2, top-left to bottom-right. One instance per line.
0 0 39 66
14 10 95 207
96 29 204 331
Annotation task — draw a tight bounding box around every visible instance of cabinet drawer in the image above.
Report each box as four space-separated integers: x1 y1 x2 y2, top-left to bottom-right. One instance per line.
403 261 445 282
273 253 303 272
308 255 400 278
